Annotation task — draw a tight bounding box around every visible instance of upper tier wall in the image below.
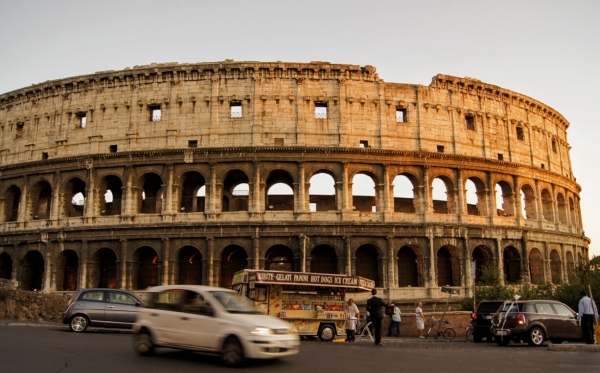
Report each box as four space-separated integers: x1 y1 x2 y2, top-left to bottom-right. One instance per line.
0 61 572 179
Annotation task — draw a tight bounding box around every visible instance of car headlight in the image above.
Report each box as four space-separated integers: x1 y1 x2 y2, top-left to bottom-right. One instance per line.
251 327 273 335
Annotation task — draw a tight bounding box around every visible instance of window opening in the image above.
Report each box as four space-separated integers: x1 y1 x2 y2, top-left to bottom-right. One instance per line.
552 139 557 153
315 102 327 119
498 153 504 161
230 101 242 118
465 115 475 131
396 108 407 122
109 145 118 153
516 126 524 141
274 138 284 146
76 112 87 128
149 105 161 121
359 140 369 148
42 152 49 160
16 122 24 138
437 145 444 153
188 140 198 148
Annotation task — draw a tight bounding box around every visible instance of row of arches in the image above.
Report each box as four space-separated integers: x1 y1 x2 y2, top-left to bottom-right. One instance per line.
2 165 581 229
0 242 584 292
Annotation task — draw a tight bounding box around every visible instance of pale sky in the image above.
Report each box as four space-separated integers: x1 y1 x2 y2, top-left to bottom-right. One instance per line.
1 0 598 257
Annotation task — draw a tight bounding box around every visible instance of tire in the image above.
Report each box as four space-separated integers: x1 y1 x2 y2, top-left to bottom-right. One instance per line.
221 337 244 367
134 331 154 356
318 325 336 342
494 335 510 346
442 328 456 341
528 327 545 347
69 315 89 333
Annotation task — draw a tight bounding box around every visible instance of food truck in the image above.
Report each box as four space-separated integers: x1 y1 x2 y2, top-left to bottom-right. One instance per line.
232 269 375 341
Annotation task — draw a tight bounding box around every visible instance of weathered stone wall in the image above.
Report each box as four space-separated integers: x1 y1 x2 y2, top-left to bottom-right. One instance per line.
0 288 69 322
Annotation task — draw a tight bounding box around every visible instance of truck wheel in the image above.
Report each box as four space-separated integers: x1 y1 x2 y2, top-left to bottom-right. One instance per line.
318 325 335 342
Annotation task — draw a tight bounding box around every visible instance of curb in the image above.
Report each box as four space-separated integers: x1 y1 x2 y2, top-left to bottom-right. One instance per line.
547 342 600 352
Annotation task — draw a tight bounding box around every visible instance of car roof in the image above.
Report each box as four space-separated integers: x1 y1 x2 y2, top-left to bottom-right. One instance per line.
146 285 234 293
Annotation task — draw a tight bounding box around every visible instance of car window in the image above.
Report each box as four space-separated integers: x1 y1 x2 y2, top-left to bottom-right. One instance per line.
501 303 522 312
149 289 184 311
80 290 105 302
478 302 503 313
183 291 213 317
523 304 536 313
109 291 138 305
552 303 575 317
210 291 261 314
534 303 555 314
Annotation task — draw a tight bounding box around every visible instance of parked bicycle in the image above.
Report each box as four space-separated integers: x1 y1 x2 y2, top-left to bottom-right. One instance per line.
466 322 474 341
425 317 456 341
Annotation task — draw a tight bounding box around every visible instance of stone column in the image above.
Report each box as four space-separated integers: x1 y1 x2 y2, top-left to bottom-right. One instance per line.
253 236 260 269
422 166 431 216
486 171 494 222
521 234 530 284
296 162 308 213
162 238 170 285
84 167 96 218
299 234 307 272
80 240 88 289
18 181 29 221
122 166 134 216
427 230 436 295
163 164 174 215
119 239 128 289
341 162 350 211
381 164 393 215
345 236 352 276
513 175 522 226
43 243 54 292
207 163 218 214
50 172 61 221
496 237 505 286
387 236 395 289
251 161 262 214
207 237 214 286
456 168 465 220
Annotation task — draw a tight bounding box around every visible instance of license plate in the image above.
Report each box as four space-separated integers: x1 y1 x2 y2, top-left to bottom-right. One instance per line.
495 330 509 336
485 315 492 319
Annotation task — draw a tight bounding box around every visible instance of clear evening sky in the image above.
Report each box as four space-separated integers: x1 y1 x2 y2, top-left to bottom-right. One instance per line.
0 0 598 257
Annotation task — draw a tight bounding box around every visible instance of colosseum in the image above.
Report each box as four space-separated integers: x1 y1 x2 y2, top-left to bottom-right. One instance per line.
0 60 590 301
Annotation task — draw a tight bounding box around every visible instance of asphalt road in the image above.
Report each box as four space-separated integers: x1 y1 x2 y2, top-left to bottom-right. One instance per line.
0 325 599 373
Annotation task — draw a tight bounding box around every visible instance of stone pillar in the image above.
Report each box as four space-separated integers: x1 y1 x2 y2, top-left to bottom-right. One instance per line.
122 167 134 216
18 181 29 221
0 197 5 223
162 238 170 285
253 236 260 269
422 166 431 216
119 239 128 289
486 171 494 222
496 237 505 286
521 234 530 284
513 175 522 226
341 162 350 211
427 231 436 295
207 163 218 214
207 237 214 286
80 240 88 289
456 168 465 220
345 236 352 276
298 234 307 272
84 167 96 218
251 161 262 214
296 162 308 213
163 164 174 215
386 236 395 289
43 244 54 292
50 172 61 221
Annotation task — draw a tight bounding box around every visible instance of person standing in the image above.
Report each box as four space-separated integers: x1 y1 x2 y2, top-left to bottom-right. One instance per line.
366 288 388 346
577 290 598 344
345 298 360 342
415 302 425 339
387 302 401 337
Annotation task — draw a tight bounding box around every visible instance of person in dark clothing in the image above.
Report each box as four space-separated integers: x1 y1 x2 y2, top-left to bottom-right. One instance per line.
366 288 388 346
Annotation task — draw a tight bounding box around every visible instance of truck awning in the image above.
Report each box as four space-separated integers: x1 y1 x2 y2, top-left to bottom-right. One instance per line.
233 270 375 291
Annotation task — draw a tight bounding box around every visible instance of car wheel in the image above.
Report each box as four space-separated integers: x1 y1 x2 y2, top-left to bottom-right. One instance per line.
221 337 244 367
69 315 89 332
473 333 483 343
528 327 545 347
134 331 154 356
494 336 510 346
318 325 336 342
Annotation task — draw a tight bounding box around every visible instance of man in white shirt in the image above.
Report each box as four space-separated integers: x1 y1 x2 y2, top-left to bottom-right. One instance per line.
577 290 598 344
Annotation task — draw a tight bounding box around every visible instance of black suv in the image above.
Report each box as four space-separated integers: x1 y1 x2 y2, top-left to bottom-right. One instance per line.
471 301 504 343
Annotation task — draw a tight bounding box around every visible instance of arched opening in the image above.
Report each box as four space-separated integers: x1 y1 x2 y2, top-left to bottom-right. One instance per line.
21 251 44 291
550 250 562 284
466 177 487 216
521 184 536 219
437 247 453 286
0 252 12 279
4 185 21 222
355 245 381 287
397 246 420 287
32 181 52 220
472 246 493 284
308 172 336 212
133 247 159 289
222 170 249 212
432 177 456 214
529 248 544 284
556 193 568 224
180 171 206 213
541 189 554 222
393 174 416 213
64 178 86 217
178 246 203 284
503 246 521 283
265 245 295 271
220 245 248 288
139 174 163 214
266 170 295 211
495 181 515 217
352 173 377 212
91 248 118 288
99 175 123 216
310 245 338 274
56 250 79 291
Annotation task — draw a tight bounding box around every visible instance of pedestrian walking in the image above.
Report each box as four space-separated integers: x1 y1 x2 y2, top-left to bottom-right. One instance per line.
387 302 401 337
577 290 598 344
345 298 360 342
415 302 425 339
366 288 388 346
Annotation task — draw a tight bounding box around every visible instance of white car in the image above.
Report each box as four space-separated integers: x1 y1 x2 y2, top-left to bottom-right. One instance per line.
133 285 300 367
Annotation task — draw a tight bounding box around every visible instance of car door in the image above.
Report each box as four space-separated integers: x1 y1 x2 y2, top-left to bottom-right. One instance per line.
104 290 140 328
533 302 561 338
77 290 107 325
177 290 221 351
147 289 187 345
552 303 583 340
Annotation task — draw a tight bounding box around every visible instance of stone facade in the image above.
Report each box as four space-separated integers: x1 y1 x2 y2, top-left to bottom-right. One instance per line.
0 61 589 303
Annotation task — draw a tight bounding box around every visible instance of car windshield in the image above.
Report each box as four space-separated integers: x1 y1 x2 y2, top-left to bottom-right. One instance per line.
210 291 261 314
